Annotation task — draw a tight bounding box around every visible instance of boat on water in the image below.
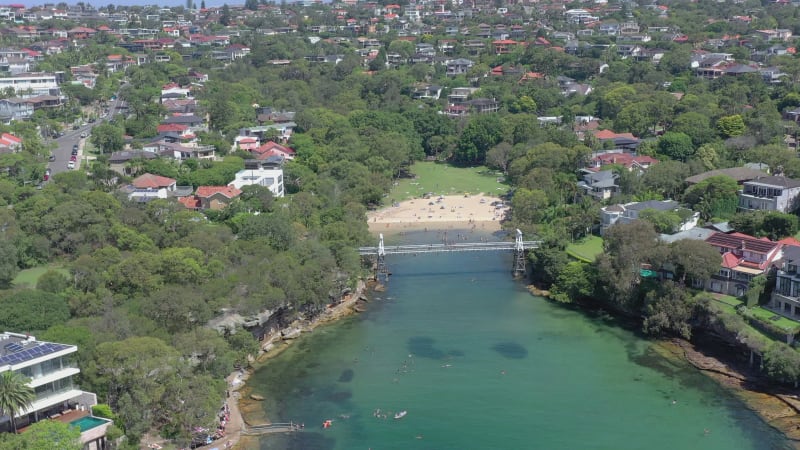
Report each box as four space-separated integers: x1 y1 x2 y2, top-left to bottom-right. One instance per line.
394 411 407 420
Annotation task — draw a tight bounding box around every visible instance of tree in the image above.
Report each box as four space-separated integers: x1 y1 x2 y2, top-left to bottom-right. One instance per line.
638 208 681 234
642 160 689 199
485 142 512 174
16 419 81 450
657 132 695 161
642 283 694 339
683 175 739 220
0 371 34 433
455 114 503 164
89 123 124 153
36 269 70 293
220 4 231 26
669 239 721 285
550 261 595 303
717 114 745 138
0 290 70 333
763 343 800 385
0 240 17 289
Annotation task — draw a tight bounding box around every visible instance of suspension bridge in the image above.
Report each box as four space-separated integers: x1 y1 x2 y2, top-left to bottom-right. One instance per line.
358 229 541 280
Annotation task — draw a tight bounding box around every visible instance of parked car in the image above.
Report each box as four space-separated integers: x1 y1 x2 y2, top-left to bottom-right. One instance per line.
67 161 75 169
48 154 55 161
70 155 77 161
80 132 87 138
43 169 50 181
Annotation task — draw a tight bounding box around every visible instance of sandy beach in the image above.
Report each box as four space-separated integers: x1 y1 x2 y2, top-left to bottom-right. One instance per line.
367 193 508 234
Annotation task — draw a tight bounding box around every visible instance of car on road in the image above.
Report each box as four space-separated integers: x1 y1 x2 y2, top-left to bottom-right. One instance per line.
80 132 87 138
72 124 80 130
70 155 77 161
67 161 75 169
48 154 55 161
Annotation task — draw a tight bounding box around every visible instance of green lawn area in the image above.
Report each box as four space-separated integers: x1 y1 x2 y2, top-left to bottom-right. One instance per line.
13 266 69 288
565 236 604 262
709 294 800 335
749 306 800 333
390 162 507 202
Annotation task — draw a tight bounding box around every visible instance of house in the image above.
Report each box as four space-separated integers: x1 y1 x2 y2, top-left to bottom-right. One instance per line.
161 114 206 132
251 141 295 160
0 98 33 122
685 167 768 185
126 173 177 201
412 84 442 100
738 175 800 213
704 232 782 296
592 130 640 150
195 185 242 210
578 169 618 199
601 200 699 235
588 152 656 172
445 58 474 77
234 136 259 152
771 244 800 320
0 331 111 449
229 159 284 197
108 150 157 176
0 73 61 98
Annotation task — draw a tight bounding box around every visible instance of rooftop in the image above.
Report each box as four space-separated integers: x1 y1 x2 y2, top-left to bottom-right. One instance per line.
0 332 73 368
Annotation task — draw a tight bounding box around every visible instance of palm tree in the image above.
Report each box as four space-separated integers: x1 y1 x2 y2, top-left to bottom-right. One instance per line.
0 371 34 433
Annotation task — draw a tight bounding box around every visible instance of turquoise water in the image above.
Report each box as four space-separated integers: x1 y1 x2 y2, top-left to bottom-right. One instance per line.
69 415 110 432
251 232 791 450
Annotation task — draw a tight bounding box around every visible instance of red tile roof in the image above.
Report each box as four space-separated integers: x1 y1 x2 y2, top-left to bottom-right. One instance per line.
132 173 176 189
593 129 638 140
157 123 188 133
252 141 294 156
178 196 201 209
705 232 779 255
196 186 242 199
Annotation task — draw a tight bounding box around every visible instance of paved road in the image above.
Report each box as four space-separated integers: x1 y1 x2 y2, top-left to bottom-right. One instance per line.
47 94 126 176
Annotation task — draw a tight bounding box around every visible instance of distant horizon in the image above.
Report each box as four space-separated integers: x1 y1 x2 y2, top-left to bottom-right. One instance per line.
10 0 264 9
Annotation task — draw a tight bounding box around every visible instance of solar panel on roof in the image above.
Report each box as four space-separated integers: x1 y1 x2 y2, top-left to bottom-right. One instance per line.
4 342 23 353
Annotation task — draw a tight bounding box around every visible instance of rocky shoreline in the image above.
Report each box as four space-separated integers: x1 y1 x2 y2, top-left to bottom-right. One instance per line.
233 279 374 448
657 339 800 448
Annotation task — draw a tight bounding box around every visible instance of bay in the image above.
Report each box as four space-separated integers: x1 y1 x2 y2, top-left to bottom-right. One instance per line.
250 231 791 450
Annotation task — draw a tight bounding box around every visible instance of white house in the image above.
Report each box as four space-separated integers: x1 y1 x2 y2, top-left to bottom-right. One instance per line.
600 200 699 235
229 159 284 197
127 173 177 201
738 175 800 213
0 331 111 449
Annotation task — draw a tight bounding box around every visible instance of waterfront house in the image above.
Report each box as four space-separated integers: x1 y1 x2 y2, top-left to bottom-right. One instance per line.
771 244 800 320
600 200 699 235
737 175 800 213
0 331 111 449
704 232 782 297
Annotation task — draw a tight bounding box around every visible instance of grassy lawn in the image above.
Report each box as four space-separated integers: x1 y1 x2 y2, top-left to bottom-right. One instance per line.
390 162 507 202
566 236 604 262
13 266 69 288
709 294 800 335
748 306 800 333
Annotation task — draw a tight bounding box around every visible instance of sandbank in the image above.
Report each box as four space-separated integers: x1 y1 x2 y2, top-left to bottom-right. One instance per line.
367 193 508 235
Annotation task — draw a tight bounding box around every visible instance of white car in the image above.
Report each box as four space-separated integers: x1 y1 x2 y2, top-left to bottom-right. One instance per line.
67 161 75 170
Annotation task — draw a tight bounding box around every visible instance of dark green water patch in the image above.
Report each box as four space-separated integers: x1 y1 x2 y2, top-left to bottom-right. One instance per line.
338 369 353 383
407 336 446 360
491 341 528 359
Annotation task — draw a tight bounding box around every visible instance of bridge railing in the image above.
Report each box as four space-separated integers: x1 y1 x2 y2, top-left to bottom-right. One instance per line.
358 241 541 255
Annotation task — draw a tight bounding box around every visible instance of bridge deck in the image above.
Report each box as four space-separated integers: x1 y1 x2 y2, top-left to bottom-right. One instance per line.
359 241 541 255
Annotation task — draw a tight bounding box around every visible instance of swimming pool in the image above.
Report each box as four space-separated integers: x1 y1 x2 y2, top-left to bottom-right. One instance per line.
69 415 111 432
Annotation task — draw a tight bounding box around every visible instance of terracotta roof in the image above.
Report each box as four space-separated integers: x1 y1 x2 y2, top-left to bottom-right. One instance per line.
253 141 294 155
721 252 740 269
157 123 188 133
705 231 778 255
178 196 201 209
132 173 176 189
196 185 242 199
